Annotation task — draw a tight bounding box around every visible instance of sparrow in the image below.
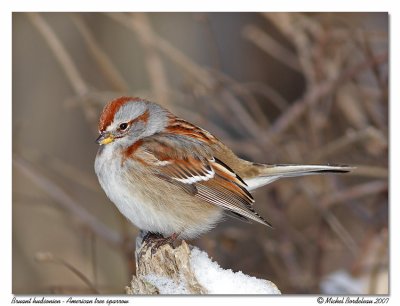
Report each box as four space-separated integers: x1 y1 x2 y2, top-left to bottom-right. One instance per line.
94 96 350 245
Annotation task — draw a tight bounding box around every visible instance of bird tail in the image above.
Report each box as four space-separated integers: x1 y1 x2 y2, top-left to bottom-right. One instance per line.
244 164 353 191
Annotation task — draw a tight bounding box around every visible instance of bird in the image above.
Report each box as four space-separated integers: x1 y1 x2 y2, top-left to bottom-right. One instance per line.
94 96 351 247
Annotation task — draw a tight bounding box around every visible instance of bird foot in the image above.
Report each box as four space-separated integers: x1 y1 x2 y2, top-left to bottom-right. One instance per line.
139 232 178 257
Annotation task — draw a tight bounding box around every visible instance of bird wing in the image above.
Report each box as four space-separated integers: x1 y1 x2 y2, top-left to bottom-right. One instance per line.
128 134 271 227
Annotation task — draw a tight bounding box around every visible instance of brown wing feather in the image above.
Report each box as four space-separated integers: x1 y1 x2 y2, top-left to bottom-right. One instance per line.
128 134 271 227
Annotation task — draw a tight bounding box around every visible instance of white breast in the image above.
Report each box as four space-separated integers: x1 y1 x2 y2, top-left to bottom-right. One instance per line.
94 144 224 238
94 145 175 234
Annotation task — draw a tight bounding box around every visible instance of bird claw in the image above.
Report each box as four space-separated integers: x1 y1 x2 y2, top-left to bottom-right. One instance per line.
138 232 178 258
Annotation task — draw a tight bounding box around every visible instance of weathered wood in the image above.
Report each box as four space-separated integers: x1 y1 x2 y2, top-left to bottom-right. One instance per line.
126 232 206 294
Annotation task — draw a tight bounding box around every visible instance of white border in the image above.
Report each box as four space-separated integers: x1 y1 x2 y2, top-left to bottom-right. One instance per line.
1 2 12 305
2 1 397 306
3 0 394 12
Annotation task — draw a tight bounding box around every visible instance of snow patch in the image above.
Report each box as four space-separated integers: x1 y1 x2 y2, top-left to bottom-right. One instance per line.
190 247 280 294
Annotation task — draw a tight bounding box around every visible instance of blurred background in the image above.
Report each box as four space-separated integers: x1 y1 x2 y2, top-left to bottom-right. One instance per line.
12 12 388 294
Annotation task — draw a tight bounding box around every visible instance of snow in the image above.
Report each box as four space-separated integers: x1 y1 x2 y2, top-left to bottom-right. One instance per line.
144 274 189 294
189 247 280 294
137 238 281 295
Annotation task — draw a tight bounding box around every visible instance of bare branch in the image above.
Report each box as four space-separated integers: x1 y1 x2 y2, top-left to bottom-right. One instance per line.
242 24 301 72
320 180 387 209
36 252 99 294
70 14 130 93
267 52 388 138
13 155 124 248
105 13 215 90
26 13 97 125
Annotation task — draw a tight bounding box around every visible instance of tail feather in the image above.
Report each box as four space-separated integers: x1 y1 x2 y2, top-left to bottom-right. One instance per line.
244 164 353 191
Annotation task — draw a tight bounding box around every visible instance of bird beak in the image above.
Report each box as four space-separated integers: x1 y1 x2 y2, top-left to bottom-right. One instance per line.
96 132 114 145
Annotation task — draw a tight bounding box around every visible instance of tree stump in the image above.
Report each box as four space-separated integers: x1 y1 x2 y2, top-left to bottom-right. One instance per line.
126 231 280 295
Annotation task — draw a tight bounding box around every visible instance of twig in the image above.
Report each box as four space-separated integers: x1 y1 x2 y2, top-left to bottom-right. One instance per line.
266 192 312 291
310 127 382 161
70 14 130 93
297 180 359 256
267 52 388 138
105 13 215 90
322 210 359 256
218 89 266 139
195 13 222 70
36 252 99 294
209 69 270 128
26 13 88 96
48 156 100 192
262 13 317 86
361 92 387 132
242 24 301 72
268 81 333 137
17 146 100 193
241 82 289 111
129 13 171 108
320 180 387 209
360 31 386 92
261 241 287 286
26 13 98 125
13 155 124 248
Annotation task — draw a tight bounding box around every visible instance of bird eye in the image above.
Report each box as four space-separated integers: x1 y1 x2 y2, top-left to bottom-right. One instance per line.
119 123 128 130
